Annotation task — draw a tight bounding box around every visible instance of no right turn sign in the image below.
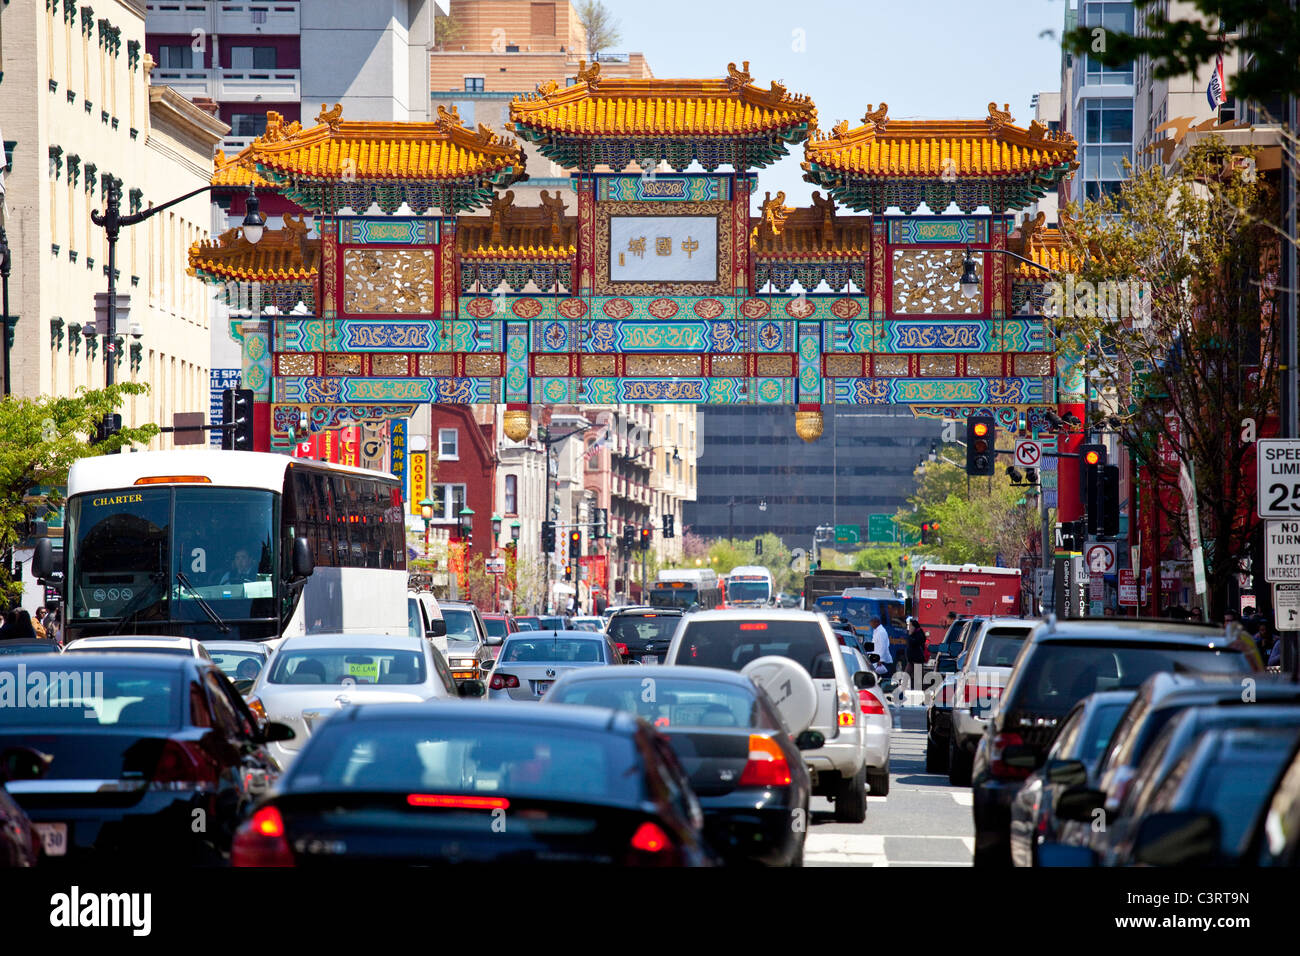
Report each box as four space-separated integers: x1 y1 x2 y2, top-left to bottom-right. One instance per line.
1265 520 1300 582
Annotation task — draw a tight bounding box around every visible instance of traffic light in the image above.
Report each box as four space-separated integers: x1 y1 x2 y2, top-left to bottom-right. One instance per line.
639 526 651 550
1101 464 1120 537
541 520 556 553
221 388 255 451
91 413 122 445
966 415 995 476
593 508 607 539
1079 444 1106 532
754 536 763 556
900 554 909 567
563 565 572 582
623 525 636 551
568 529 582 560
662 513 674 538
920 522 930 544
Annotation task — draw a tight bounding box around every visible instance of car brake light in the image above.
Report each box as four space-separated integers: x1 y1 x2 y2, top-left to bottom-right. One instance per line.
151 740 218 788
630 821 670 853
989 731 1032 781
738 623 768 631
488 673 519 690
859 691 886 715
738 734 792 787
407 794 510 810
232 806 295 867
615 643 629 656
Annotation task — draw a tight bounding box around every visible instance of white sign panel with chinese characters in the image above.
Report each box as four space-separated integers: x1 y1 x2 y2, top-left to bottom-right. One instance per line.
610 216 718 283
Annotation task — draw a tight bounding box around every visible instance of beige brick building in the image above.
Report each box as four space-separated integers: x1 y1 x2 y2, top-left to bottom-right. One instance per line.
2 0 226 447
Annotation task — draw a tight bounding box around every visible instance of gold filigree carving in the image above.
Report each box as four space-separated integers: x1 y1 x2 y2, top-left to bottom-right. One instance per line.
533 354 570 377
874 354 910 376
1014 353 1052 376
626 355 701 377
919 355 956 377
582 355 616 376
325 354 362 376
419 354 454 376
966 354 1004 377
892 249 981 314
757 355 793 377
370 354 409 376
824 355 862 377
278 354 316 376
465 354 503 377
711 355 744 377
342 249 437 314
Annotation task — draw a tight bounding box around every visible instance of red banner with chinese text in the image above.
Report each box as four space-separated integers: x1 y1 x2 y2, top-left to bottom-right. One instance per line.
580 555 608 593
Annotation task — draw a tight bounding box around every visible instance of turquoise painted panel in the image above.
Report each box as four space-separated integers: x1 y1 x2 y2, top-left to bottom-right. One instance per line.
339 321 434 352
618 379 708 402
887 216 999 244
597 175 729 201
887 322 988 352
337 217 439 245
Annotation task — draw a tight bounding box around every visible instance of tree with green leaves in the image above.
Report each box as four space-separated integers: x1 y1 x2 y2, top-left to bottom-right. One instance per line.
0 384 157 609
1062 1 1300 102
1056 137 1277 619
575 0 621 59
433 11 466 52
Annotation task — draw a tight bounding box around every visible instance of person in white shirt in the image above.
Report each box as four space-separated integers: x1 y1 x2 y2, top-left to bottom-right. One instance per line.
869 616 892 675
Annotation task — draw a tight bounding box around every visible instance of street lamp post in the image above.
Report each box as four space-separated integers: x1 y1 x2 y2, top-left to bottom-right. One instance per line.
419 496 434 562
490 513 503 611
536 418 590 613
0 221 12 397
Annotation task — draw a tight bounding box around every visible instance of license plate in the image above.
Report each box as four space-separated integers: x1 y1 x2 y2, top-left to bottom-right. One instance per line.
35 823 67 857
533 680 554 695
641 656 659 665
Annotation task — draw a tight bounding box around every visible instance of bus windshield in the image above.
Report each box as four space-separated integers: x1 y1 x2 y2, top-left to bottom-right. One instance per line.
67 487 277 632
727 580 770 603
649 587 698 609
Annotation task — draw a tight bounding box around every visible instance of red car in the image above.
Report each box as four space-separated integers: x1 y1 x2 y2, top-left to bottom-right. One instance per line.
480 614 520 659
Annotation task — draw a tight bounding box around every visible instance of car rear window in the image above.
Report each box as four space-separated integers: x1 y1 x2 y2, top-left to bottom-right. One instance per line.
548 678 764 729
1081 701 1130 763
676 620 833 675
288 720 643 805
483 619 509 638
500 638 605 663
1008 643 1248 716
268 649 427 685
206 648 266 680
0 664 181 727
1189 731 1299 853
977 627 1032 667
441 609 479 640
609 615 680 643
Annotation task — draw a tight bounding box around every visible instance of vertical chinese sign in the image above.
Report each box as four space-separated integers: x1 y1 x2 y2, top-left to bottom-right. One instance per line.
410 451 428 517
390 420 408 506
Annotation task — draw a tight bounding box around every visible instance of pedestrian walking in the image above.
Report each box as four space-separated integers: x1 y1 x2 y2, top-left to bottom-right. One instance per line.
906 617 929 692
868 615 892 676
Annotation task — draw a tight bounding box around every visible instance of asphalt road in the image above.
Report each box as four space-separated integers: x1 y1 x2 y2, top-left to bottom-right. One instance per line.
805 699 974 866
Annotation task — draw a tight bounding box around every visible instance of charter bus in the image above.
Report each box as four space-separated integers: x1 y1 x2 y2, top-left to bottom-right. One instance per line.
726 566 775 607
36 450 408 643
647 568 723 610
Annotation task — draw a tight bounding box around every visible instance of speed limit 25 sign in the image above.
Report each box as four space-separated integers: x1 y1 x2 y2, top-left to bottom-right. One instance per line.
1258 440 1300 518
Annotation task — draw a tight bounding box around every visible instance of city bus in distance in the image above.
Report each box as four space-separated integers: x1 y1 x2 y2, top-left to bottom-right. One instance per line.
726 565 775 607
912 563 1023 645
39 450 408 643
648 569 722 610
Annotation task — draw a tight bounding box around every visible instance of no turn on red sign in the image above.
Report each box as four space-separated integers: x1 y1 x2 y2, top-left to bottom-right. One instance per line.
1014 440 1043 468
1265 520 1300 582
1086 541 1117 573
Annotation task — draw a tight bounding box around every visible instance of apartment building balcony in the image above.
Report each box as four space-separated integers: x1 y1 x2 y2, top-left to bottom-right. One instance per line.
217 1 300 35
218 67 301 101
146 2 215 36
152 69 213 100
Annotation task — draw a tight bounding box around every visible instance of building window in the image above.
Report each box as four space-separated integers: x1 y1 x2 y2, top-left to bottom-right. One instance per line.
229 113 268 138
505 475 518 514
464 77 485 92
430 484 467 521
1081 98 1132 202
230 46 277 69
158 45 194 70
438 428 459 460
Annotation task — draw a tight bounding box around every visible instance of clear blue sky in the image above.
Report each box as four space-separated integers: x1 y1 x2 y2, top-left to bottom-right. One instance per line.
601 0 1071 209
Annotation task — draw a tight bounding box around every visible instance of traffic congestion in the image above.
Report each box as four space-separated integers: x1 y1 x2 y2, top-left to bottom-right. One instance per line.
1 454 1296 872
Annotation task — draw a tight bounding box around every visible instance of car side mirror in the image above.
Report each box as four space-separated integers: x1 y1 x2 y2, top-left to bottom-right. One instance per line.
1055 786 1108 824
484 634 502 646
937 658 958 674
0 746 53 784
1001 744 1039 771
853 670 877 690
427 618 447 638
479 659 493 671
1046 759 1088 787
292 536 314 580
32 538 55 581
1132 811 1221 867
232 677 255 696
866 652 881 665
458 679 487 699
794 730 825 751
262 721 296 743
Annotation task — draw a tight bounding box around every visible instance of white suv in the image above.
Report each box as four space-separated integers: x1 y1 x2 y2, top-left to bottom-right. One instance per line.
947 617 1036 786
664 608 876 823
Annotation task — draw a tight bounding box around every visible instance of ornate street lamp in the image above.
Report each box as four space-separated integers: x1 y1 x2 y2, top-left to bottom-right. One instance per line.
510 519 521 542
419 496 434 560
458 506 475 546
491 513 503 541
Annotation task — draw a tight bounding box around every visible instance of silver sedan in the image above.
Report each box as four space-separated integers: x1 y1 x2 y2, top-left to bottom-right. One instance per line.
487 630 624 701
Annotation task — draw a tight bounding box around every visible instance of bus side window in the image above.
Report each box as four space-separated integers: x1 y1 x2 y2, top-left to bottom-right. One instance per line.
316 473 336 567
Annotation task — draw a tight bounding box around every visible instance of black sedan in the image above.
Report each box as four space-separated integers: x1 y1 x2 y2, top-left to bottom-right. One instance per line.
0 638 61 657
605 608 684 664
232 701 718 866
542 666 817 866
0 653 291 864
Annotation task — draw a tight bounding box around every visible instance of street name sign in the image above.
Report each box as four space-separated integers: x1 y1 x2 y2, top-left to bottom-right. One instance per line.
1257 439 1300 518
1265 520 1300 582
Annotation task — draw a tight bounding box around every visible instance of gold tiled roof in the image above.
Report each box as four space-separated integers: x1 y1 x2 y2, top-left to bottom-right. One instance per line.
248 104 526 182
188 215 319 282
212 146 275 189
750 191 869 256
803 104 1076 178
509 61 816 137
1007 214 1077 277
457 190 577 258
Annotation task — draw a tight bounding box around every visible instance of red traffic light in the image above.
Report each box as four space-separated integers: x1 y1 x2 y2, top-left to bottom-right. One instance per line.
972 421 990 438
1084 449 1101 466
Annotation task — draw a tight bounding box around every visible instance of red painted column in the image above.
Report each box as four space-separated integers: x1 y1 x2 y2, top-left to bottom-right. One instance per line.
1055 402 1086 522
252 401 271 453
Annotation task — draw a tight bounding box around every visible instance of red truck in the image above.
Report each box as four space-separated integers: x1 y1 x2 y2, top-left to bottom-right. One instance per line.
912 564 1024 646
